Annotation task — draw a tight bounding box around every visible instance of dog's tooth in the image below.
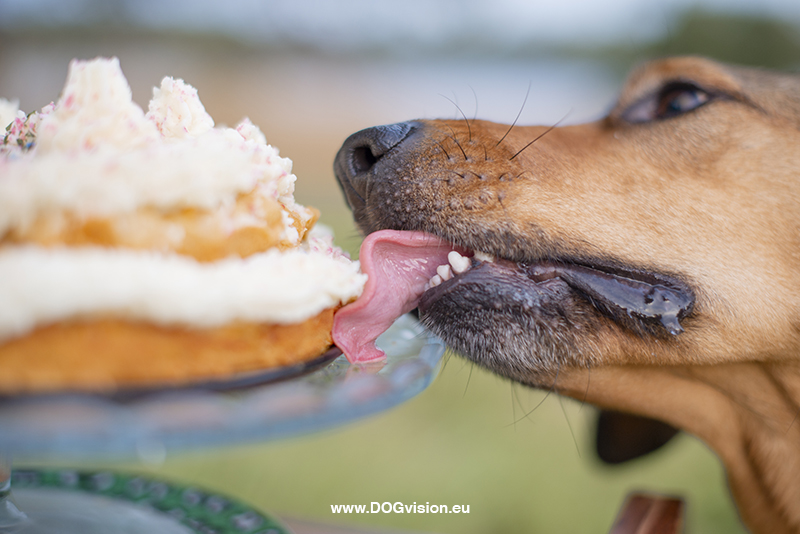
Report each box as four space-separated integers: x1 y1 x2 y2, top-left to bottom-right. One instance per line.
474 251 496 263
437 264 453 281
429 274 443 287
448 251 471 274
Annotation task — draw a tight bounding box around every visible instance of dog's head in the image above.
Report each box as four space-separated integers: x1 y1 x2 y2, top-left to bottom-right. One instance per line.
334 57 800 533
335 56 800 386
335 58 800 532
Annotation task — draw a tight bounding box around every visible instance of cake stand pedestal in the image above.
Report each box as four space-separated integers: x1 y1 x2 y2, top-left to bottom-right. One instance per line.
0 314 444 534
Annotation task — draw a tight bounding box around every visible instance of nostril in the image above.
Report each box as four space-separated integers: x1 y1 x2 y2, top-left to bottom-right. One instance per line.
334 121 419 213
340 121 417 178
350 144 380 175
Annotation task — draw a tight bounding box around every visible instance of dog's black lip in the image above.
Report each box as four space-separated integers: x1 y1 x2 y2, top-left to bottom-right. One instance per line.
419 251 695 337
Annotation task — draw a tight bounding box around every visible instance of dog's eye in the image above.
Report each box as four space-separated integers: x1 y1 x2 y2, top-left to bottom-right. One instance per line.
622 82 713 123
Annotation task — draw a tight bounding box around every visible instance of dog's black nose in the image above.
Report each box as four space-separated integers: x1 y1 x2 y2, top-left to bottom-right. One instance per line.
334 121 418 213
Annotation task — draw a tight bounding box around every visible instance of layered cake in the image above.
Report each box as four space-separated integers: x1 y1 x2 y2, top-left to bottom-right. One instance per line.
0 57 366 393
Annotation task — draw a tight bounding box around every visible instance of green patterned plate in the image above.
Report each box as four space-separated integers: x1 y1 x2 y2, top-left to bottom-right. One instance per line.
6 469 289 534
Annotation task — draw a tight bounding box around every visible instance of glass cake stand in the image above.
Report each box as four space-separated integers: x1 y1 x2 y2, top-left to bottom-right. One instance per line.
0 314 445 534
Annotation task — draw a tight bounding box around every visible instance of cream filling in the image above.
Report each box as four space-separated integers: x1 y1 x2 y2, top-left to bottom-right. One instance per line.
0 241 367 341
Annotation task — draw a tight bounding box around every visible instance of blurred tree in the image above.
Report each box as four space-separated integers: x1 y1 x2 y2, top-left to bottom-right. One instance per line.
649 9 800 69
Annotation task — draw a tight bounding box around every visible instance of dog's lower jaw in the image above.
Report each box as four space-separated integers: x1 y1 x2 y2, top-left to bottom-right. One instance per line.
417 260 581 380
418 311 583 385
415 256 697 384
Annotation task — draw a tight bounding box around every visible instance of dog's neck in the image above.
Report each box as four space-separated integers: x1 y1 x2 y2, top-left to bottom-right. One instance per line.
558 361 800 534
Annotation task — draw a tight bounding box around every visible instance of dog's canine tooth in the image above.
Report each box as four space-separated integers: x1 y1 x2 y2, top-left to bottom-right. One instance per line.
437 264 453 281
448 250 471 274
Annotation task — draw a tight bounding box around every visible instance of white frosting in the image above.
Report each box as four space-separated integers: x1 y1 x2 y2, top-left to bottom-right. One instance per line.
0 58 367 338
0 234 367 341
146 74 214 139
0 98 20 133
36 57 158 152
0 57 307 241
1 130 279 229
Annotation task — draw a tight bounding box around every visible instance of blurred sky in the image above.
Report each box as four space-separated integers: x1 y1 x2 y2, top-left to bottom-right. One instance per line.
2 0 800 53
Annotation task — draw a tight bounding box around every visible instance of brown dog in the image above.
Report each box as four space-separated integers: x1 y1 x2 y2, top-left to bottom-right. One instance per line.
334 56 800 534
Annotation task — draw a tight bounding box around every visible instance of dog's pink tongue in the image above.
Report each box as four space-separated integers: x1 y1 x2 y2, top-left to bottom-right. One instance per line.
333 230 454 363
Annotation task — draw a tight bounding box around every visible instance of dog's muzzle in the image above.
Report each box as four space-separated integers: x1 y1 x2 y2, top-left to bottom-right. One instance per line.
333 119 695 344
334 121 419 218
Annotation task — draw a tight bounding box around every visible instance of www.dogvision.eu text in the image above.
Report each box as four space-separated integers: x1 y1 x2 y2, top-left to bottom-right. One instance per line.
330 502 470 514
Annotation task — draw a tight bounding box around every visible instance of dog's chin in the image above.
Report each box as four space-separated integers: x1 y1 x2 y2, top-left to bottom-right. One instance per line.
417 259 590 383
416 255 695 385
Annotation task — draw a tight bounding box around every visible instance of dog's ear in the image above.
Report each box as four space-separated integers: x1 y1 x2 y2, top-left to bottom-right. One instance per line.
594 410 680 464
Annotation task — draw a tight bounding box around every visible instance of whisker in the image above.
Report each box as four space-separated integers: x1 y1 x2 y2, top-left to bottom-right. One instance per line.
787 406 800 434
511 386 518 431
507 362 561 425
345 227 367 243
444 130 468 161
439 351 452 374
469 85 479 121
440 93 473 142
463 361 475 397
558 394 582 458
580 362 591 411
509 110 572 161
495 80 532 149
436 141 451 161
